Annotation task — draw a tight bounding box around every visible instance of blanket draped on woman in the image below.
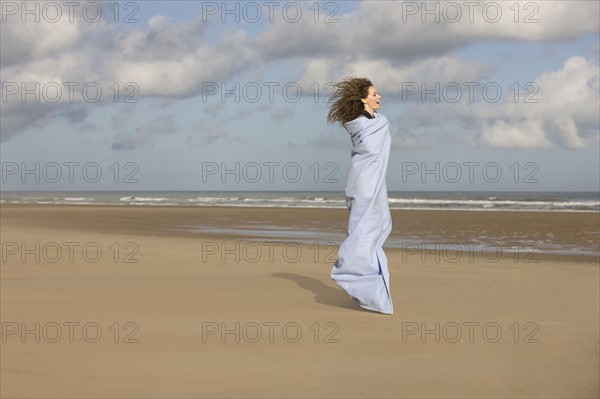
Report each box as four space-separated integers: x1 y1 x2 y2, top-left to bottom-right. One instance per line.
330 111 394 315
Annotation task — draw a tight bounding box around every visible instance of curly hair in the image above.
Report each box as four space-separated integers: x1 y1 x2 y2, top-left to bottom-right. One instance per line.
326 77 374 125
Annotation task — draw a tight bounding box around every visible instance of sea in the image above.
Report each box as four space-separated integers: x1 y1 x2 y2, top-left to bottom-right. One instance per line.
1 190 598 212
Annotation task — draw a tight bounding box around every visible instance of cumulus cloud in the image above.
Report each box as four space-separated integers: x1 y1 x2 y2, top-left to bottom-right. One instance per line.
387 56 599 150
0 3 253 140
302 55 491 98
474 56 599 149
254 1 599 62
476 118 553 149
1 0 598 149
446 1 599 41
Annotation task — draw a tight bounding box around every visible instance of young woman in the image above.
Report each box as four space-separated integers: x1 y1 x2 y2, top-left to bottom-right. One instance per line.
327 77 393 315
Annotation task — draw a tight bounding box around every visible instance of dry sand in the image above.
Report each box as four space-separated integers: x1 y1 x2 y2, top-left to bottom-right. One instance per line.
1 205 598 398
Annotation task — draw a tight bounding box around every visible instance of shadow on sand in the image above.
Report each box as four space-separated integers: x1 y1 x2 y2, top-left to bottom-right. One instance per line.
272 272 367 312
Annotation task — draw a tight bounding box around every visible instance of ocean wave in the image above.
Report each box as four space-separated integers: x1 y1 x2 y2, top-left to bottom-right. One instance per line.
119 196 169 202
1 192 598 212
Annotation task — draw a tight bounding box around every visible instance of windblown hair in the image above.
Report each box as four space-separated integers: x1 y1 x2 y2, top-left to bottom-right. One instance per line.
327 77 373 125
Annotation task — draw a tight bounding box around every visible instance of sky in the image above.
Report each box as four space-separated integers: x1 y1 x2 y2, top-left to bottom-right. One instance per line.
1 0 599 192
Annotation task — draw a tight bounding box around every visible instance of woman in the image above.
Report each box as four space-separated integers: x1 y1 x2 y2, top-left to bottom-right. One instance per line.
327 77 393 315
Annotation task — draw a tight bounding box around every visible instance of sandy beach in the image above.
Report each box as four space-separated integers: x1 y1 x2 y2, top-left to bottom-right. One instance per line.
1 204 598 398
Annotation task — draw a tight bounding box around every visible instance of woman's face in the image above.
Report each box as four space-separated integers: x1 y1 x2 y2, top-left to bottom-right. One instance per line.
361 86 381 113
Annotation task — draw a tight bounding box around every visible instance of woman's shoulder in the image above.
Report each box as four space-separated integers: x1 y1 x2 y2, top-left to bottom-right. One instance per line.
374 112 388 123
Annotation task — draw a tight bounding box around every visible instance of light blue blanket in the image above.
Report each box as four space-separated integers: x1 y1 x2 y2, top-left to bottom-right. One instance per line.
331 111 394 315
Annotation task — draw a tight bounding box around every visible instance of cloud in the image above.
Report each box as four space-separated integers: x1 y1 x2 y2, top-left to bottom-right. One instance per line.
111 104 137 128
1 0 598 147
474 56 599 149
445 1 599 41
233 103 271 120
475 118 553 149
111 115 178 150
385 55 600 150
254 1 599 63
391 127 431 150
342 56 491 98
1 9 79 67
186 126 227 146
1 5 253 139
108 30 254 98
116 15 207 61
185 116 250 146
